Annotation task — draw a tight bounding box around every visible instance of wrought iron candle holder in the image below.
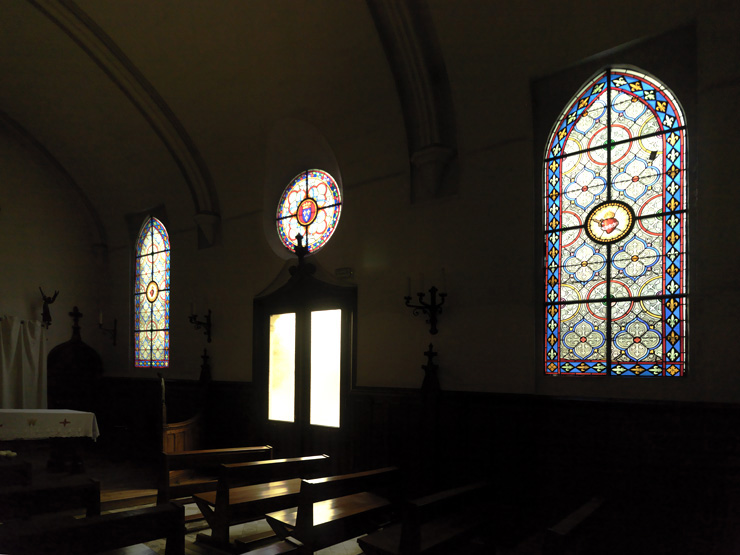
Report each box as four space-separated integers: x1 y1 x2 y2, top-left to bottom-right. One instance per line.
99 318 117 345
189 309 212 343
405 286 447 335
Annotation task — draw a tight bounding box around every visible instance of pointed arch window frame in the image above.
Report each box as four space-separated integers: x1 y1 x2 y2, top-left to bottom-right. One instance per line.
134 216 171 368
543 66 688 377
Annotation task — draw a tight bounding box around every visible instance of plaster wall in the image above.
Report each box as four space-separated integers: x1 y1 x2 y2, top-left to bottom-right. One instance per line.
4 2 739 405
0 123 105 355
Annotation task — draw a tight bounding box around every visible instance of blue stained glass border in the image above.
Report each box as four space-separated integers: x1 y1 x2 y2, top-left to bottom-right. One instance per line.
134 216 171 369
544 68 687 377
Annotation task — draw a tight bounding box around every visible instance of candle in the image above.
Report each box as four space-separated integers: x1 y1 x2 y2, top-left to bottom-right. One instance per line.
406 277 411 297
99 310 103 325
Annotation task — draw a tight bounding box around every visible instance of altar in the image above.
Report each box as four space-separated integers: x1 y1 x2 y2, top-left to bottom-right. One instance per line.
0 409 99 441
0 409 100 473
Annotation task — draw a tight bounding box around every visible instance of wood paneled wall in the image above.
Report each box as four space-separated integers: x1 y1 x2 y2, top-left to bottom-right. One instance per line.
94 377 740 510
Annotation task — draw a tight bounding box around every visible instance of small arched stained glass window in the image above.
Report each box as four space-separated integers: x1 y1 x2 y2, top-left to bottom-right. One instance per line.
544 67 687 377
276 169 342 254
134 216 170 368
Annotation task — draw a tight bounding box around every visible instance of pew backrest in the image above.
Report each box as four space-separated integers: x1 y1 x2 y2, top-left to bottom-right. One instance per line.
220 454 331 486
0 501 184 555
296 466 401 534
0 476 100 521
400 481 491 554
158 444 273 503
544 495 605 555
190 454 330 547
0 458 32 487
216 454 331 509
357 481 492 555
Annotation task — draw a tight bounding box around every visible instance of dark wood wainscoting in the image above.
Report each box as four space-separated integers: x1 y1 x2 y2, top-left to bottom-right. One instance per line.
94 378 740 517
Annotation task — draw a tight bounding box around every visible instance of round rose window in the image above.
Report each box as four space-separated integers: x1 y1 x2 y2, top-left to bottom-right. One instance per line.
276 169 342 254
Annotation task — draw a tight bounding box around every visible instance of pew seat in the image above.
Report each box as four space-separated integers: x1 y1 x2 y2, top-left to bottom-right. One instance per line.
157 444 273 504
0 501 185 555
193 454 330 548
0 476 100 521
259 466 401 554
357 481 492 555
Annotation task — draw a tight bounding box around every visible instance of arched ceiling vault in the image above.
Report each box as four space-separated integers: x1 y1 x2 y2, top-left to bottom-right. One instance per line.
0 108 108 248
31 0 219 243
1 0 454 250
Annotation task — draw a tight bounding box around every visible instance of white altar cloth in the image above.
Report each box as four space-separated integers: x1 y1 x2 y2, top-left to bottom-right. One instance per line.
0 409 99 441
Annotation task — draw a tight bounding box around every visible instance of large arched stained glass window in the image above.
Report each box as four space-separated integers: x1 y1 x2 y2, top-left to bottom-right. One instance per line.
544 67 687 377
276 169 341 254
134 217 170 368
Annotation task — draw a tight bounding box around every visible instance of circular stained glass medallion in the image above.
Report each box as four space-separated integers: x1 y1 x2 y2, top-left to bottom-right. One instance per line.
585 201 635 244
297 198 319 226
146 280 159 303
276 169 342 253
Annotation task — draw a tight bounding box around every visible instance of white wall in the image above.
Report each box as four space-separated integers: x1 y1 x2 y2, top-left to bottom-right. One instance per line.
6 2 739 405
0 121 106 356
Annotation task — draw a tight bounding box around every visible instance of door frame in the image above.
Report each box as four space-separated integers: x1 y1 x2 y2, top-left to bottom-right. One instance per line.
252 263 357 458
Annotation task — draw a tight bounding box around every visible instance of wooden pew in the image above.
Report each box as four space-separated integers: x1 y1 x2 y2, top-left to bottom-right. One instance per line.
357 481 492 555
159 371 206 455
162 410 203 454
0 501 185 555
0 456 32 486
157 444 273 504
259 466 401 555
543 495 605 555
192 454 331 548
0 476 100 521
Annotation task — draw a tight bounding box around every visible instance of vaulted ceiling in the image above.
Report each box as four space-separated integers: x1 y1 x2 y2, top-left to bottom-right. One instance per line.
0 0 702 250
1 0 422 249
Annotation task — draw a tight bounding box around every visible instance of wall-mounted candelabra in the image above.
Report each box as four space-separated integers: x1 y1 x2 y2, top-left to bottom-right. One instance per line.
189 309 212 343
405 285 447 335
98 317 117 346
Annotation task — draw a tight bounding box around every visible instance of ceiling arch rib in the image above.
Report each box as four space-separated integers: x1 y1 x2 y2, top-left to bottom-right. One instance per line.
366 0 458 202
28 0 220 244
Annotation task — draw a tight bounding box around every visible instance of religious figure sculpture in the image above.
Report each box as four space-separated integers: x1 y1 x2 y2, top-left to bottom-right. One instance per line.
39 287 59 328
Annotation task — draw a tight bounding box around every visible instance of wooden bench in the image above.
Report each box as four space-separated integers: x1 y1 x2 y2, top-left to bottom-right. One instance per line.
0 476 100 521
357 481 492 555
0 456 32 486
260 466 401 554
157 444 273 504
0 501 185 555
192 454 331 548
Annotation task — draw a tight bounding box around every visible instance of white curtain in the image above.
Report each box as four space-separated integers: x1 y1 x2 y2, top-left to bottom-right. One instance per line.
1 316 48 409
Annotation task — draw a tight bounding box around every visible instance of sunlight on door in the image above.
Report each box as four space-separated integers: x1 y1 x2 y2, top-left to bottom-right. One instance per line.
268 313 296 422
310 309 341 428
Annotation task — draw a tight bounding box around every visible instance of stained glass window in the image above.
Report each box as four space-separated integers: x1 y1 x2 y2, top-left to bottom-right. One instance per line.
544 68 687 377
134 217 170 368
276 169 341 254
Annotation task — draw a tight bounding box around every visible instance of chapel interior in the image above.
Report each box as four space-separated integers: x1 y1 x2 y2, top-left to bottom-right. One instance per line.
1 1 739 553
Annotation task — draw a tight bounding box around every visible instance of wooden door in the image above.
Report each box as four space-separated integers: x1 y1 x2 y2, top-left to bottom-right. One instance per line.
254 267 355 466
